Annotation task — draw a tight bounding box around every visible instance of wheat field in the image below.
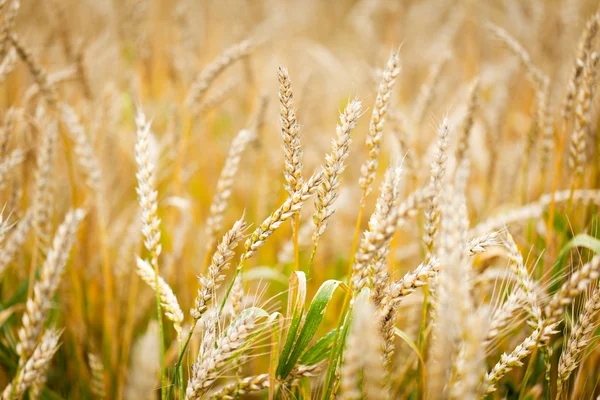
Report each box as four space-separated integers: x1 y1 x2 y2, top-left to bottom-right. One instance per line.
1 0 600 399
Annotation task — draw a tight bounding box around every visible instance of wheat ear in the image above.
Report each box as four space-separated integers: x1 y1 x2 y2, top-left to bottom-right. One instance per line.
562 12 600 120
312 99 363 245
3 329 62 400
185 308 270 399
0 148 24 189
205 129 254 252
278 66 304 194
88 352 107 399
193 217 246 320
423 117 450 257
352 164 402 293
358 49 401 199
16 210 84 363
8 32 58 106
556 286 600 398
185 38 255 111
240 170 323 262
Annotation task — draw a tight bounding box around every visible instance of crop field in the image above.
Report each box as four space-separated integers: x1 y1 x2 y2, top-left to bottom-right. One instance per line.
1 0 600 399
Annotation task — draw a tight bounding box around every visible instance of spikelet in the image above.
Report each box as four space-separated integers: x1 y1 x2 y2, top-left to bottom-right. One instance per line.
185 308 270 399
278 66 304 194
16 210 84 362
205 130 254 250
358 50 401 199
136 258 183 336
3 329 62 400
467 231 501 256
185 38 255 110
312 99 362 245
193 217 246 320
556 286 600 398
241 170 323 262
